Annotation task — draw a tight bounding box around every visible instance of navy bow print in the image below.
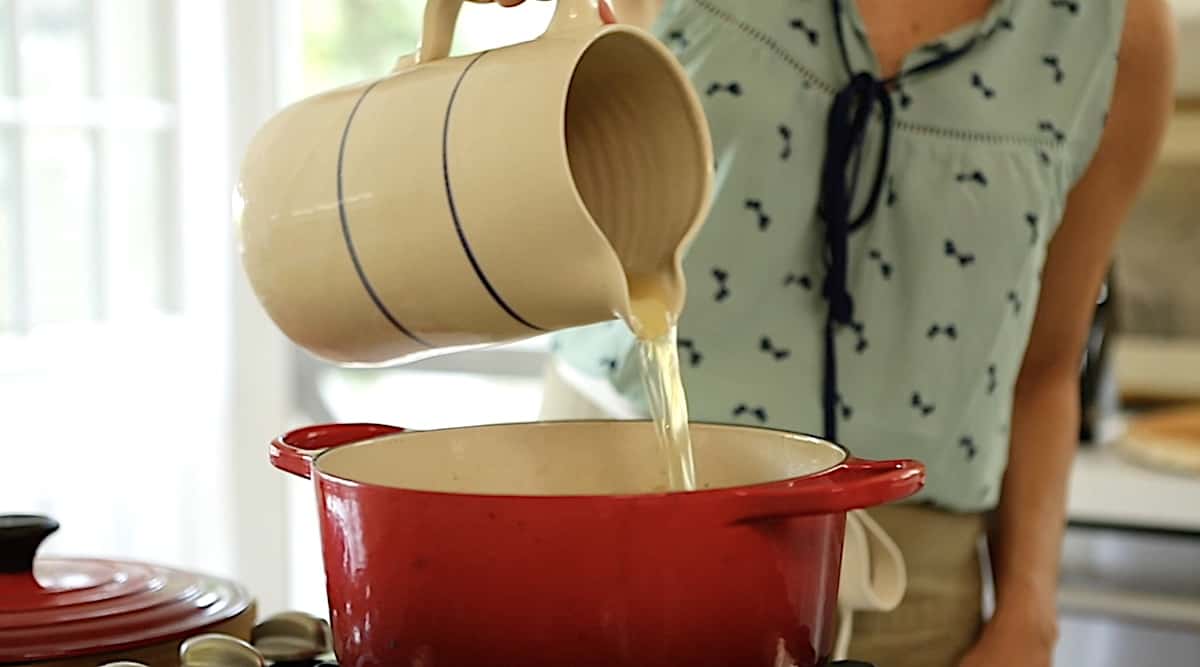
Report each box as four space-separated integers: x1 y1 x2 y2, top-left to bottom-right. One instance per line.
706 81 742 97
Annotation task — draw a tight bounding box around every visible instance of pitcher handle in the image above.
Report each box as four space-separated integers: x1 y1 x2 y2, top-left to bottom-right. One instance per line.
270 423 405 480
417 0 605 64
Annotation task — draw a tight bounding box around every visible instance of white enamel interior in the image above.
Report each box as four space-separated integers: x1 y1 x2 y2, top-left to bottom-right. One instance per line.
315 421 847 495
564 30 710 306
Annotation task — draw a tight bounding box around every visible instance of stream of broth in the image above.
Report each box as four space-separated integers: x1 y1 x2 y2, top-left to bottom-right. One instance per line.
628 278 698 492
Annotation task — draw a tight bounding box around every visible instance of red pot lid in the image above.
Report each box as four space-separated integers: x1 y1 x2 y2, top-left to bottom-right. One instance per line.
0 515 254 663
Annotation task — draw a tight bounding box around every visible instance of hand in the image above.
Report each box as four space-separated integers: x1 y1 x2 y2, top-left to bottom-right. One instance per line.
958 612 1056 667
468 0 618 23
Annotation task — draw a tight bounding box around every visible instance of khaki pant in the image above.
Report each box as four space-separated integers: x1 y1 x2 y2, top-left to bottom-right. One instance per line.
846 504 986 667
540 363 987 666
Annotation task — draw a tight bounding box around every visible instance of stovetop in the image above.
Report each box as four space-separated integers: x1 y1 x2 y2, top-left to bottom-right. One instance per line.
141 611 876 667
276 662 873 667
270 661 874 667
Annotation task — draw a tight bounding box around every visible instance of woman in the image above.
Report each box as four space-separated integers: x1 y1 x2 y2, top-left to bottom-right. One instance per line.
481 0 1174 665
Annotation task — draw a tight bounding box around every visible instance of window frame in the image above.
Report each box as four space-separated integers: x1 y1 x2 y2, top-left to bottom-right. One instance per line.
0 0 180 339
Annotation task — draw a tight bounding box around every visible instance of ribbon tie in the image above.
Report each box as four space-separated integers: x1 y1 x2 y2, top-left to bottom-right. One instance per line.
818 71 894 442
816 0 983 443
821 72 893 325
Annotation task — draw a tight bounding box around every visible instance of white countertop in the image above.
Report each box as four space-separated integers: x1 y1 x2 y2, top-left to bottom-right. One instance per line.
1172 0 1200 99
1068 445 1200 534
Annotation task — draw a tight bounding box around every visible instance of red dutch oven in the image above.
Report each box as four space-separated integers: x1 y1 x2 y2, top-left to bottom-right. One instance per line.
0 515 254 667
272 420 923 667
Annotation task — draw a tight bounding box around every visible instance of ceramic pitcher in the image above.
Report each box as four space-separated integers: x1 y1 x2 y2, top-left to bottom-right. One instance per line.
236 0 713 365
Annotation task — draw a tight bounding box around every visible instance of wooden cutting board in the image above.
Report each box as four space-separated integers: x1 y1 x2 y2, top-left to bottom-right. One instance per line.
1117 405 1200 476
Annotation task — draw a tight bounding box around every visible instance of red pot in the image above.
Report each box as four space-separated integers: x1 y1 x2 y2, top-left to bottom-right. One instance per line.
272 420 923 667
0 515 255 666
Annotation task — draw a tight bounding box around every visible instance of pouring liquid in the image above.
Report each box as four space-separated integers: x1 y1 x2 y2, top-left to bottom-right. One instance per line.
628 279 698 492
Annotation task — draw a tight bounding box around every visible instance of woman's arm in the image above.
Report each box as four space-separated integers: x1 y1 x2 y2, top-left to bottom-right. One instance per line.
961 1 1175 665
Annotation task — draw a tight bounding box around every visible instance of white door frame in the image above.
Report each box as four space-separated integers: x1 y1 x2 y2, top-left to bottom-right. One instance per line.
175 0 303 616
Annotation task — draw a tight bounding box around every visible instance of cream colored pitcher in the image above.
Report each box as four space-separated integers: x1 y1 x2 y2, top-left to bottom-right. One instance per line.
236 0 713 365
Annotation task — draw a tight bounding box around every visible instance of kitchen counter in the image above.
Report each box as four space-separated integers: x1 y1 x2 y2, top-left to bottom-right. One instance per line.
1068 444 1200 535
1060 443 1200 646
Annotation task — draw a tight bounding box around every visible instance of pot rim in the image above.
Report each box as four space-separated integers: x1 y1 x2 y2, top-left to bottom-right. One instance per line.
306 419 852 502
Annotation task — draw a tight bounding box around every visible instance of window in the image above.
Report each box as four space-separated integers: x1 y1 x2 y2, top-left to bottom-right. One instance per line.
294 0 558 433
0 0 177 335
0 0 187 554
0 0 251 602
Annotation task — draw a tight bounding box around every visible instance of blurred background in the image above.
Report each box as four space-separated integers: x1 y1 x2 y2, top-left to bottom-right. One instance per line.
0 1 1197 664
0 0 557 625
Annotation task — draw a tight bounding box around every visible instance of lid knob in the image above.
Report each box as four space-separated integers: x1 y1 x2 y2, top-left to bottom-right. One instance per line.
0 514 59 575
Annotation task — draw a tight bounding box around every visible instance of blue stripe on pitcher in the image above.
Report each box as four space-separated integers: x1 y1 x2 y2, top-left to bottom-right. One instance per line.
337 79 433 348
442 51 548 333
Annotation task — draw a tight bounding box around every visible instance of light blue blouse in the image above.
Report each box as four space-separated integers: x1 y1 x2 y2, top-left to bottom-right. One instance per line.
555 0 1126 511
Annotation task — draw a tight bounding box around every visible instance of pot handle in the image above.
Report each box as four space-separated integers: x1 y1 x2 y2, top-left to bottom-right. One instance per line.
733 458 925 524
270 423 405 479
416 0 605 65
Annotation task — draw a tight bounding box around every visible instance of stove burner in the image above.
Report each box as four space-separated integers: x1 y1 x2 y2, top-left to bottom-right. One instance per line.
101 610 877 667
274 657 873 662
